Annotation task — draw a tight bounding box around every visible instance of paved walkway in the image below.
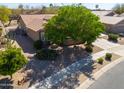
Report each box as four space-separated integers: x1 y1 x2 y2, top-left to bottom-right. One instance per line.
93 38 124 57
93 38 120 50
108 45 124 56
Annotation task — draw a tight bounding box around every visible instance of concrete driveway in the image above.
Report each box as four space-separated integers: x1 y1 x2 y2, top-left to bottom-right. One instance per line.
93 38 120 50
6 26 36 56
108 45 124 56
88 60 124 89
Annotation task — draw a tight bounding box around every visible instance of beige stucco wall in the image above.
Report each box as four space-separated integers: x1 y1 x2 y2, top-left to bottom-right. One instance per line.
104 23 124 33
26 28 40 41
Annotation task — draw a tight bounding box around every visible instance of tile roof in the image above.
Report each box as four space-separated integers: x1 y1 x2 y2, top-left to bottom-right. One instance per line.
92 10 113 16
99 16 124 25
20 14 54 32
92 11 124 25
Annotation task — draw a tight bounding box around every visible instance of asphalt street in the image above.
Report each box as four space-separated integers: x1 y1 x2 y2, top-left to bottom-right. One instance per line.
88 61 124 89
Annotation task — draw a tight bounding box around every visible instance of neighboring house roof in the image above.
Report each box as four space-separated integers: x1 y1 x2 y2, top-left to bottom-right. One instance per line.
99 16 124 25
92 10 114 16
92 10 124 25
20 14 54 32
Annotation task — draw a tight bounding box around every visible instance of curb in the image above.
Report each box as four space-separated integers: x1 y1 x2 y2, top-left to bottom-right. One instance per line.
76 57 124 89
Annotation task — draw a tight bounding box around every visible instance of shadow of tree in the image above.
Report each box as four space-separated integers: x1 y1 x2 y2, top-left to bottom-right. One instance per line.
20 45 94 88
0 78 13 89
49 54 95 89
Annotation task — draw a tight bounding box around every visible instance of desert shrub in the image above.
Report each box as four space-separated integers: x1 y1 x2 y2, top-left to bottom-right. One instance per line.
105 53 112 60
0 47 27 78
85 45 93 53
33 40 43 50
108 34 119 42
35 48 58 60
97 57 104 64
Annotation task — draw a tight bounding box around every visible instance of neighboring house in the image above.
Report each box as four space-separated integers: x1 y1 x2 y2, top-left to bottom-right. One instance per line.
100 16 124 33
93 10 124 33
92 10 115 16
18 14 54 41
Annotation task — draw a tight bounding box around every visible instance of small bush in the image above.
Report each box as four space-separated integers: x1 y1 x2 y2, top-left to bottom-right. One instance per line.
85 45 93 53
35 49 58 60
33 40 43 50
0 47 27 77
108 34 119 42
105 53 112 60
97 57 104 64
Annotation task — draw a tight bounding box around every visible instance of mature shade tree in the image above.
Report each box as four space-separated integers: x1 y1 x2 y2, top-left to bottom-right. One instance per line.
112 4 124 14
0 6 12 23
45 5 105 45
18 4 24 14
0 47 27 78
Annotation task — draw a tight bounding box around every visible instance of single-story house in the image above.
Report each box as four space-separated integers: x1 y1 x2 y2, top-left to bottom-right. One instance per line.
93 11 124 33
18 14 54 41
99 16 124 33
92 10 115 16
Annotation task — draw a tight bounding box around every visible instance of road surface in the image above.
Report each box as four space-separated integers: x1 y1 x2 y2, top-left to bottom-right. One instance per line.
88 61 124 89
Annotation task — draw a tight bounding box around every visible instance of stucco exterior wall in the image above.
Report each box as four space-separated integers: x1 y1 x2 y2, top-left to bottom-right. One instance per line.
105 23 124 33
18 17 40 41
26 28 40 41
111 25 124 33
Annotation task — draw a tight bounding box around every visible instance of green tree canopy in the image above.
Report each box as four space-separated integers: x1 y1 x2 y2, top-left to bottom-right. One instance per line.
45 5 104 45
112 4 124 14
0 6 12 23
0 47 27 78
